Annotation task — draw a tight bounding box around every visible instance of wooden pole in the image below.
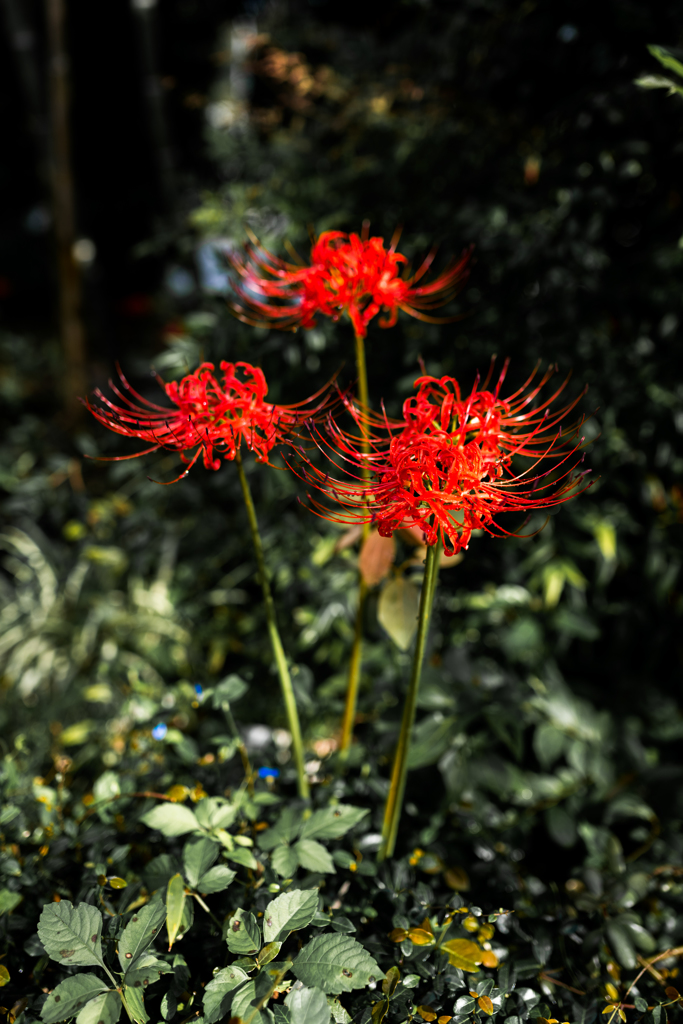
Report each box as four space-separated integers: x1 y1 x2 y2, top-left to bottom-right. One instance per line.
45 0 87 423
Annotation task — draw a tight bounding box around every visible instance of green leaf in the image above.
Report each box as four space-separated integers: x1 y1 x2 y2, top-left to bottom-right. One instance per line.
226 908 261 954
225 846 259 869
606 921 637 968
293 934 380 994
124 954 174 989
41 975 110 1023
144 854 178 893
183 836 219 887
38 901 105 968
118 899 166 971
284 986 331 1024
299 805 369 842
194 797 238 831
203 966 250 1024
123 985 148 1024
257 808 303 852
141 804 199 837
0 889 22 915
231 974 275 1024
328 998 352 1023
75 992 121 1024
166 874 187 951
648 44 683 81
263 889 319 943
196 864 236 894
294 840 335 874
271 846 298 878
377 576 419 650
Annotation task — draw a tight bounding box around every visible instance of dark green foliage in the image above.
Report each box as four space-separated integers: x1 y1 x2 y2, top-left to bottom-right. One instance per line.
2 2 683 1024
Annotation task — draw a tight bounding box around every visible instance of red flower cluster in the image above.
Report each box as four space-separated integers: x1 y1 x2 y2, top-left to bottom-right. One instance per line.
228 228 471 339
83 361 319 479
300 363 589 554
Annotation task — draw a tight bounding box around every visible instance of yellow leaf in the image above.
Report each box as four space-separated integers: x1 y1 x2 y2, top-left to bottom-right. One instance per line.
602 1005 617 1014
359 529 396 587
478 924 494 941
444 867 470 891
166 873 187 950
605 984 619 1002
462 915 479 933
109 877 127 889
382 966 400 998
0 965 10 987
377 575 420 651
417 1007 437 1022
442 938 483 972
408 928 435 946
438 1018 454 1023
480 950 498 968
478 996 494 1016
166 785 190 803
389 928 408 942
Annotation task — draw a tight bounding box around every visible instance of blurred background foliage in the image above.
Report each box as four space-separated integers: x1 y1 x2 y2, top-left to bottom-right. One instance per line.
1 0 683 1021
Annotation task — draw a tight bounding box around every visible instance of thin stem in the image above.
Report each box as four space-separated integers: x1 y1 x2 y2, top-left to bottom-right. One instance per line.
222 700 254 793
339 329 371 758
235 452 310 802
378 542 441 861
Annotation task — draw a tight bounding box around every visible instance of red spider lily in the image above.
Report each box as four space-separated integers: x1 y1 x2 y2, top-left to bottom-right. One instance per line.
296 362 590 555
82 361 327 481
228 227 471 339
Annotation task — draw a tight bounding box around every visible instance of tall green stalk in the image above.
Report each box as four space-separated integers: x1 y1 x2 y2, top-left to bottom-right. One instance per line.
378 542 441 861
339 329 371 757
235 452 310 802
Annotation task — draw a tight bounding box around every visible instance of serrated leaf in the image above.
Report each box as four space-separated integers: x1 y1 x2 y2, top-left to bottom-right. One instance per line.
203 966 250 1024
299 805 369 842
293 934 380 994
263 889 319 943
76 992 121 1024
166 874 187 951
141 804 199 837
41 975 110 1023
328 998 352 1024
123 985 148 1024
284 986 331 1024
196 864 236 894
272 845 299 878
194 797 238 832
38 901 104 968
231 974 275 1024
125 954 174 989
183 836 219 888
294 840 335 874
119 899 166 971
144 854 178 893
377 576 419 651
257 808 303 852
226 908 261 954
225 846 259 869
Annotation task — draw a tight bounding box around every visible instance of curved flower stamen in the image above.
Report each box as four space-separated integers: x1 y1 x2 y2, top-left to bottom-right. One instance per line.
227 228 472 339
82 360 331 476
294 364 590 555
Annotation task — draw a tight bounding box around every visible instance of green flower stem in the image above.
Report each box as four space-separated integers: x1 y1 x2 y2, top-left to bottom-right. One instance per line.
378 542 441 861
340 329 371 758
235 452 310 803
